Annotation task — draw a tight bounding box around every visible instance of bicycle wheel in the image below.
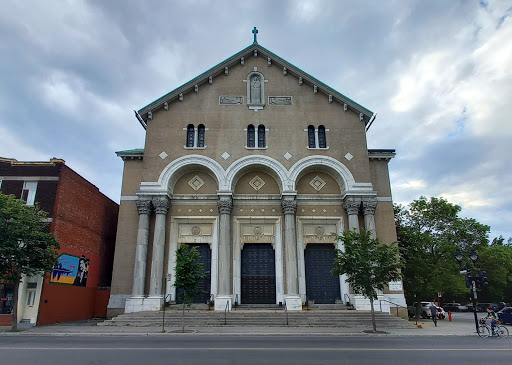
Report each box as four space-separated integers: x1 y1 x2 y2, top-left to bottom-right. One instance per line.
478 325 491 338
497 325 509 338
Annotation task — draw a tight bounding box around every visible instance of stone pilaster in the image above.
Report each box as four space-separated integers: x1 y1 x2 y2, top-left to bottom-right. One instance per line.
131 198 152 297
362 197 378 239
343 197 361 233
148 196 170 297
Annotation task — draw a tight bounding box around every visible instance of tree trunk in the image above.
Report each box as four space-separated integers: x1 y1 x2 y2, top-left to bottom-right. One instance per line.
370 296 377 332
11 275 20 331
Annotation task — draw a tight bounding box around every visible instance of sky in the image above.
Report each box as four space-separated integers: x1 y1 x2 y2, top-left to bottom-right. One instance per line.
0 0 511 240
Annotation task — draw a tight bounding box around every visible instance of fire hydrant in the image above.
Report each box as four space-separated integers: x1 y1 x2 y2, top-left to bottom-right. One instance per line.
448 312 452 321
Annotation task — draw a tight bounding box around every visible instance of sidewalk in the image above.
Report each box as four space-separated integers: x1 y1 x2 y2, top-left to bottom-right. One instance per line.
0 314 487 337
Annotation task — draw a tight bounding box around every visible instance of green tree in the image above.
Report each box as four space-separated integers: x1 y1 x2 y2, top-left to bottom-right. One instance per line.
0 193 60 331
332 230 402 332
478 243 512 303
395 196 490 309
174 244 208 332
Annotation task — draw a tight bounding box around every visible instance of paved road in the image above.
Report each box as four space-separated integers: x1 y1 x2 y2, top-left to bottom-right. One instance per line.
1 335 511 365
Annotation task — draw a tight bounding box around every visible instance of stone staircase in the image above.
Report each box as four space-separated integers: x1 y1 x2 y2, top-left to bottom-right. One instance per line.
99 304 413 329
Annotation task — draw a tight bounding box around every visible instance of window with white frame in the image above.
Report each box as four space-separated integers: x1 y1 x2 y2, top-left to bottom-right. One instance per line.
306 125 329 149
246 124 267 149
21 181 38 205
184 124 206 149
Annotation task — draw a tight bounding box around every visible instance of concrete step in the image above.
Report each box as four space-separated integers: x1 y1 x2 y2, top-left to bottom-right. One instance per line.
100 309 413 329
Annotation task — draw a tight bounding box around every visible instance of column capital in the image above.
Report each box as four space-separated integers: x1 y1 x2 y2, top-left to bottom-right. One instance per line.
343 196 362 215
136 199 152 215
281 198 297 215
362 197 378 215
217 196 233 214
152 196 170 214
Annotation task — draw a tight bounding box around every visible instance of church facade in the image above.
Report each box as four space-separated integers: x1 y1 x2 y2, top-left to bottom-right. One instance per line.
107 32 406 316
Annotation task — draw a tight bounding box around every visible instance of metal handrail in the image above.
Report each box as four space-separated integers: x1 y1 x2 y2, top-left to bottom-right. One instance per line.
379 299 407 317
284 300 288 325
344 294 351 306
234 294 239 310
224 300 229 325
208 294 215 310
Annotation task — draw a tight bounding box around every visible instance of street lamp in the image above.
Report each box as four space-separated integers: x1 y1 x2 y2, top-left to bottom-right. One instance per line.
454 248 481 334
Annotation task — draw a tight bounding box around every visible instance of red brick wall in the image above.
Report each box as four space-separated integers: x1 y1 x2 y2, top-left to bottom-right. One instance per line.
0 315 11 326
38 166 118 325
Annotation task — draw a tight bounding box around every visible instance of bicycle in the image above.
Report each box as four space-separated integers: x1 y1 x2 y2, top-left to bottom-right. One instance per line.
478 318 509 338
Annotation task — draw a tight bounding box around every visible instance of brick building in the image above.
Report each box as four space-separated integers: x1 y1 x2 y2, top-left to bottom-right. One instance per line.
0 157 118 326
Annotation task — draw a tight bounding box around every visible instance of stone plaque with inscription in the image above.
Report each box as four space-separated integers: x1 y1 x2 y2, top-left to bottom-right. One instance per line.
268 96 292 105
219 96 243 105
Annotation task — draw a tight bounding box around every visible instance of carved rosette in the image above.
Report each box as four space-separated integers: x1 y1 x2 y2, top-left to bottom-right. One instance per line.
362 198 378 215
217 197 233 215
281 199 297 215
136 199 152 215
152 197 170 215
343 197 361 215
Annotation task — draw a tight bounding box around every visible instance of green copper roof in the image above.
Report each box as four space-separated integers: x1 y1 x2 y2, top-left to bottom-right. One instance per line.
115 149 144 155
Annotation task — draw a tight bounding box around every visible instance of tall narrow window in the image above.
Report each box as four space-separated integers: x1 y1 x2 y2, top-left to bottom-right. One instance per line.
258 125 266 148
197 124 205 147
308 125 315 148
318 125 326 148
21 181 37 205
186 124 195 147
247 125 255 147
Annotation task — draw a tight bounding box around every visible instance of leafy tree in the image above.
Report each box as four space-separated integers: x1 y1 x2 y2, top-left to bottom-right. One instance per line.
395 196 490 309
173 244 208 332
332 230 402 332
477 244 512 302
0 193 60 331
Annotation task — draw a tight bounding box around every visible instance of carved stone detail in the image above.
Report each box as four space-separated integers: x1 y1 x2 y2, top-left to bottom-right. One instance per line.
268 96 292 106
188 175 205 191
362 198 378 215
152 197 170 214
343 197 361 215
246 71 266 111
220 96 243 105
217 197 233 215
281 199 297 215
309 175 326 191
136 199 152 215
249 175 265 191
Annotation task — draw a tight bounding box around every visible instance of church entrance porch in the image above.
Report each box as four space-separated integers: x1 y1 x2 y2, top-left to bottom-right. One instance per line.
176 243 211 304
241 243 276 304
305 244 340 304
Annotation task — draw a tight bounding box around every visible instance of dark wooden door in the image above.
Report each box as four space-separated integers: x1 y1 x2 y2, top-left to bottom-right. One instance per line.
176 243 211 304
305 244 340 304
241 243 276 304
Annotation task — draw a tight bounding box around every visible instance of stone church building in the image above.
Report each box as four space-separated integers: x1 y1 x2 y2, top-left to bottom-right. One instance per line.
107 30 406 316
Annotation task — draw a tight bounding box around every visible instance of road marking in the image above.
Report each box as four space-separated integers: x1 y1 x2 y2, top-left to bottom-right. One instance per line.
0 348 511 351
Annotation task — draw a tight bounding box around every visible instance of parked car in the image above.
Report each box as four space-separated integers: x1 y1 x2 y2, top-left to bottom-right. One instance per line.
443 303 469 312
476 303 498 312
408 302 446 319
497 307 512 325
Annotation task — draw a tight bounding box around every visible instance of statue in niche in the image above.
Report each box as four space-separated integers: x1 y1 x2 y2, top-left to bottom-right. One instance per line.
250 75 262 104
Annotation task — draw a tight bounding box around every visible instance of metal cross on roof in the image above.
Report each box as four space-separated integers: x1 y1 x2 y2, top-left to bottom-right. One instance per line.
252 27 258 44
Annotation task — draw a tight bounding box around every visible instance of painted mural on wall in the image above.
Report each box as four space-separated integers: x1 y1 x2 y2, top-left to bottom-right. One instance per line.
51 254 89 287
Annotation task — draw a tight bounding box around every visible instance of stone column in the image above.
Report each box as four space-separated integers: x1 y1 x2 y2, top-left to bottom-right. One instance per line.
131 198 152 297
215 195 233 310
149 196 170 297
282 197 301 310
343 197 361 233
362 197 378 239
